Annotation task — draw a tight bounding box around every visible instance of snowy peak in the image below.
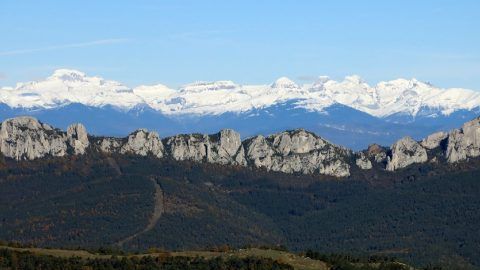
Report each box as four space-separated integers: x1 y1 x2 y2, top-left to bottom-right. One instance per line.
271 77 299 89
18 68 128 91
3 69 139 109
344 75 365 84
1 69 479 118
134 84 175 97
180 80 238 93
376 78 428 93
310 76 331 90
49 69 87 81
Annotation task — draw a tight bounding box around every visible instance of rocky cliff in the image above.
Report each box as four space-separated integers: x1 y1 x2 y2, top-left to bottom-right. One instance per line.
244 129 351 177
163 129 247 166
445 118 480 163
67 123 89 155
365 117 480 171
1 116 480 177
0 117 89 160
386 136 428 171
120 129 164 158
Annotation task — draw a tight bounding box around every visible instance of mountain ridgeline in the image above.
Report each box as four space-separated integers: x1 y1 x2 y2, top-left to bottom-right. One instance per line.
2 69 480 150
1 115 479 177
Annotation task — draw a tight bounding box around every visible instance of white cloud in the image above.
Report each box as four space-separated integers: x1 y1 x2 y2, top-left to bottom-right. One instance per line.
0 38 130 56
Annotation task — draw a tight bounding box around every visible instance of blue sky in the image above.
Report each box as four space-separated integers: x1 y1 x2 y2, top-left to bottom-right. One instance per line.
0 0 479 89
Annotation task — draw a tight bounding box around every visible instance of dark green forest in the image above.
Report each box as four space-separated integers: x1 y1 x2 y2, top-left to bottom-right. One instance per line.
0 153 479 269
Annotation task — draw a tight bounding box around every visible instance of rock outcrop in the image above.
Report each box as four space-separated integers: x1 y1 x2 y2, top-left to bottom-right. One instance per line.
163 129 246 166
0 117 68 160
386 136 428 171
98 137 123 153
446 118 480 163
2 115 480 177
243 135 274 168
0 117 92 160
355 153 372 170
67 123 89 155
421 131 448 150
366 144 387 163
243 129 351 177
209 129 247 166
164 134 209 162
120 129 164 158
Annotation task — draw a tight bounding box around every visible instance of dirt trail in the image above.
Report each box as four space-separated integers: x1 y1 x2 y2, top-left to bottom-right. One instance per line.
117 177 164 246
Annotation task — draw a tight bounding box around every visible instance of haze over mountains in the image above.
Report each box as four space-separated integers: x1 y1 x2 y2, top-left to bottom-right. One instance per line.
1 69 479 149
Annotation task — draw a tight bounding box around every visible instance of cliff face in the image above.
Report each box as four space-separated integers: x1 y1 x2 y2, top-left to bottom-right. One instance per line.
445 118 480 163
244 130 351 177
120 129 164 158
421 131 448 150
355 153 372 170
1 116 480 177
67 123 89 155
386 136 428 171
0 117 89 160
163 129 247 166
381 117 480 171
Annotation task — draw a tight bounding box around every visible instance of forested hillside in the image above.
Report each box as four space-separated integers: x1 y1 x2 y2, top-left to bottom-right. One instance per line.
0 153 479 269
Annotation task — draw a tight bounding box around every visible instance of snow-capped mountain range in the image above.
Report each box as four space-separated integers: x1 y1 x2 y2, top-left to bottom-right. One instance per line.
1 69 479 150
2 69 480 117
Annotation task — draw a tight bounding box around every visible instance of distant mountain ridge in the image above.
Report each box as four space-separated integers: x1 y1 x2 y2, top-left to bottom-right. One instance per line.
1 69 479 149
2 69 480 117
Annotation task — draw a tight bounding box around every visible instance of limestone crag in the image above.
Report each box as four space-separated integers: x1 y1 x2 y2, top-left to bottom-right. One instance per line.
386 136 428 171
67 123 89 155
164 134 209 162
367 117 480 171
163 129 247 166
243 129 351 177
366 144 387 163
2 116 480 176
0 117 92 160
243 135 274 168
446 118 480 163
421 131 448 150
355 152 372 170
98 137 123 153
210 129 247 166
0 117 67 160
120 129 163 158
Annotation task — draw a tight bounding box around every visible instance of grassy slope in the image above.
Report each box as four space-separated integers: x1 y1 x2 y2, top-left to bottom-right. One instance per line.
0 246 328 270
